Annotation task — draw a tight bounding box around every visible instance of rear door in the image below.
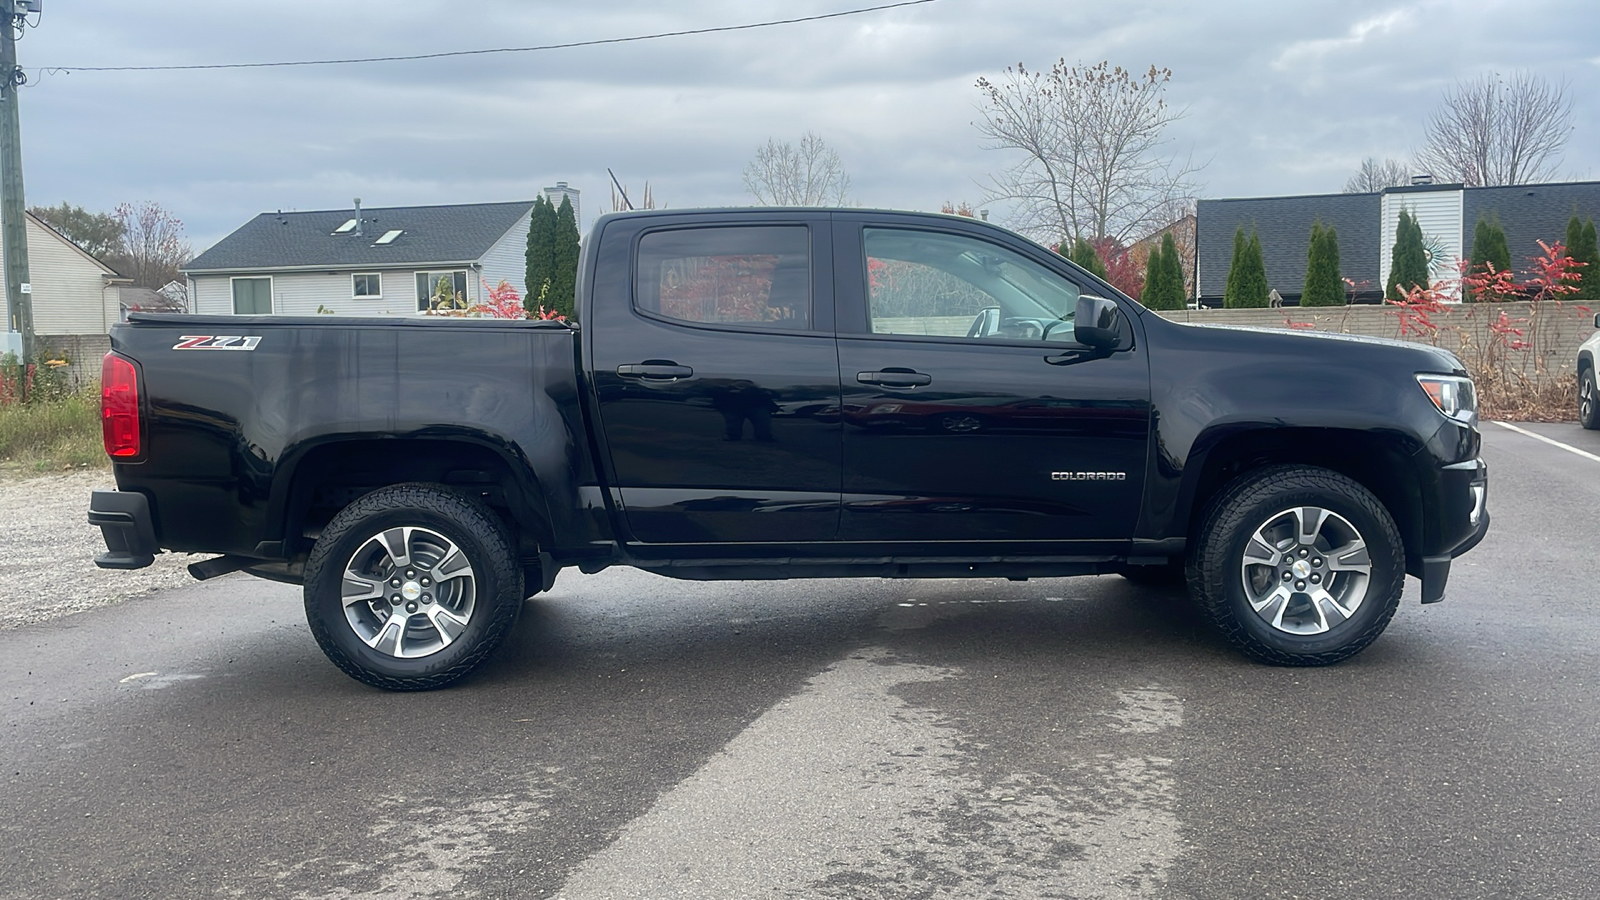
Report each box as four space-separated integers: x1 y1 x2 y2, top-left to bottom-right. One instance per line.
833 215 1151 545
586 213 841 544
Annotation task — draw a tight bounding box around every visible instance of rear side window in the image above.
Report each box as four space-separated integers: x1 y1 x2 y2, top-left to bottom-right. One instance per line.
635 226 810 330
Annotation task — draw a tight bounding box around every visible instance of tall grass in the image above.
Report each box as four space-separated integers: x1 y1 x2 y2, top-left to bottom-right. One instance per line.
0 391 106 476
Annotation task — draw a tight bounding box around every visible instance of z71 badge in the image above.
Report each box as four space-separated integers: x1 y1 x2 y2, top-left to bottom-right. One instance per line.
172 336 262 351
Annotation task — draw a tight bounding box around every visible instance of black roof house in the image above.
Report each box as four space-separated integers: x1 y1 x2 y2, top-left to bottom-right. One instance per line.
1195 180 1600 305
185 201 538 273
1464 182 1600 268
1197 192 1379 303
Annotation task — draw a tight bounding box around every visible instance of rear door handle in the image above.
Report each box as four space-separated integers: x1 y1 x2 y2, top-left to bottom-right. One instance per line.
857 369 932 387
617 362 694 380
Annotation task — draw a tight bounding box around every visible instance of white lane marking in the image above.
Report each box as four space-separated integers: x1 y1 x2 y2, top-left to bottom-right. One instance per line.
118 671 159 683
1107 687 1184 734
1494 421 1600 463
554 650 1184 899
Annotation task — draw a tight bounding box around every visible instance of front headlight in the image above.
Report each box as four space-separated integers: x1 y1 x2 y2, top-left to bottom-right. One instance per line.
1416 374 1477 424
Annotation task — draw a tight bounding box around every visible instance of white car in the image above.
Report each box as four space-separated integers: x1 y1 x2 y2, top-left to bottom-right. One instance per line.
1580 313 1600 429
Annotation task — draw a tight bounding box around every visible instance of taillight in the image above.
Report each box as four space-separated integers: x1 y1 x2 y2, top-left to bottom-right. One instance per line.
102 353 141 459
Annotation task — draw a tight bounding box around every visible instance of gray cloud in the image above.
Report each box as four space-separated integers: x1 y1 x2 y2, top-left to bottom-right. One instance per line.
16 0 1600 250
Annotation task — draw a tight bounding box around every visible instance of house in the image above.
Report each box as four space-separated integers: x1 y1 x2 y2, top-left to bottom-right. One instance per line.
1127 212 1197 299
1195 178 1600 305
182 199 552 316
544 181 581 224
1 210 132 360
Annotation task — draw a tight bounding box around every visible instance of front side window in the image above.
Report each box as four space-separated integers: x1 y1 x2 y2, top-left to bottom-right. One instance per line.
416 271 469 311
864 228 1081 341
232 277 272 315
635 226 810 330
353 273 382 298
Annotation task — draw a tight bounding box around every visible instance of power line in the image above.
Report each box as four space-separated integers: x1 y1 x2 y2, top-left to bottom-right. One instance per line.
39 0 938 74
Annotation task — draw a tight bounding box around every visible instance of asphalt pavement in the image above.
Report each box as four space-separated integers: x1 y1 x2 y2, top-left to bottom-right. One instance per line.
1 422 1597 899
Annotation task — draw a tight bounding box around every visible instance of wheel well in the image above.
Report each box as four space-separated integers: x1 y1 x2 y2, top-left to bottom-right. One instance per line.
1185 428 1424 563
282 439 550 560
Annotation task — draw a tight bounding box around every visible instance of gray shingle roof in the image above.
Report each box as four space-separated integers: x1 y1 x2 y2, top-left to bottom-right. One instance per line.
1198 181 1600 301
1197 193 1380 301
1463 181 1600 277
184 200 536 273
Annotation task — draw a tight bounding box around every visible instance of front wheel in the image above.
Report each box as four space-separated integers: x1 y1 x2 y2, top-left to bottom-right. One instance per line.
1187 465 1404 666
303 484 524 691
1580 368 1599 430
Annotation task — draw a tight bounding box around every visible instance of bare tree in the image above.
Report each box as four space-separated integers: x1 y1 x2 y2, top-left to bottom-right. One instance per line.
742 132 851 206
1414 72 1573 187
611 181 658 211
111 201 192 289
1343 157 1411 193
975 60 1200 246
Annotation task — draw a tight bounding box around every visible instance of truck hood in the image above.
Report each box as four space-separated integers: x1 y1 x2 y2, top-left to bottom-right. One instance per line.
1177 321 1467 375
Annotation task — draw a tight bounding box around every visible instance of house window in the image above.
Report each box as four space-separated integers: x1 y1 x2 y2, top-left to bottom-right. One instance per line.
232 276 273 315
353 273 382 298
416 271 469 312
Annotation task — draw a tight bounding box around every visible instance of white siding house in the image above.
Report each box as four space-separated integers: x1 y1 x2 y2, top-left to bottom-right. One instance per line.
1 211 131 358
184 200 550 317
1380 185 1465 300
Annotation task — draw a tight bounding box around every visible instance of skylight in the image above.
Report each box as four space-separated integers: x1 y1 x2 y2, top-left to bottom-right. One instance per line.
332 219 357 234
374 229 403 245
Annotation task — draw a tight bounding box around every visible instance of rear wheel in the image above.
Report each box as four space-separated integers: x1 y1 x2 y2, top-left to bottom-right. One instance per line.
303 483 523 691
1580 368 1599 430
1187 465 1403 666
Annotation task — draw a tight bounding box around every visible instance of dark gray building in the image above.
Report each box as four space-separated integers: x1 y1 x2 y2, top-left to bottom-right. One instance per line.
1196 179 1600 305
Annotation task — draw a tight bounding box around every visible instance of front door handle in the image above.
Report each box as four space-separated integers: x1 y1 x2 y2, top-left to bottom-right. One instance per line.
857 368 932 387
618 361 694 380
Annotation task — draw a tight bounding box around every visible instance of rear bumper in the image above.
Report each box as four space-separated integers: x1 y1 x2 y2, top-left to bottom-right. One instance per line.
88 490 158 569
1417 458 1489 604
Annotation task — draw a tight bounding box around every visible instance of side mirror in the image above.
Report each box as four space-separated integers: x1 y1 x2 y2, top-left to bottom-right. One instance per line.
1593 312 1599 329
1074 295 1121 349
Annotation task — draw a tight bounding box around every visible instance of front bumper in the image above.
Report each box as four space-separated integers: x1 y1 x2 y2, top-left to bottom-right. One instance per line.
88 489 158 569
1417 458 1489 603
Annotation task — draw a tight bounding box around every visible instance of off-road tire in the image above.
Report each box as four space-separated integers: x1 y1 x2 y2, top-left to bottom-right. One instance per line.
1580 368 1600 430
304 483 523 691
1186 465 1404 666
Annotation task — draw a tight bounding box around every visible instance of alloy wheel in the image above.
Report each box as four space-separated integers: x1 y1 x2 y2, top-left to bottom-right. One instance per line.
1239 506 1371 636
338 526 477 658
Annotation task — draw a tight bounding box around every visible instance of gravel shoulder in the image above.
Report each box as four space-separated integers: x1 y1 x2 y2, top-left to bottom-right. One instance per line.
0 471 199 629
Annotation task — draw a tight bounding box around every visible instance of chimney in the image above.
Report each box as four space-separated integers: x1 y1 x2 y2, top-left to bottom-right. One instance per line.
1411 173 1434 186
353 198 363 237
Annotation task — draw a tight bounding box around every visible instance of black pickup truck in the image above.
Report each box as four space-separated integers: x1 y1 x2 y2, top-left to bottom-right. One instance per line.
89 208 1488 689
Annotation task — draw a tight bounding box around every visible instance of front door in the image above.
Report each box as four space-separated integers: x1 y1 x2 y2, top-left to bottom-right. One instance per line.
834 219 1151 545
588 215 841 545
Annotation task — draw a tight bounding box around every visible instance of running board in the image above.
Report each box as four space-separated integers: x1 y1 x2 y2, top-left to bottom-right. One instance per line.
186 555 256 581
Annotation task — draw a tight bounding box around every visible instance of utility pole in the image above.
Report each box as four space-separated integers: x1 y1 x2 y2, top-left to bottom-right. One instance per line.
0 0 32 365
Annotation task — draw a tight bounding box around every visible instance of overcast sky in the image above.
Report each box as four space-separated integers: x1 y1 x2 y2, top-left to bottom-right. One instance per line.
15 0 1600 251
